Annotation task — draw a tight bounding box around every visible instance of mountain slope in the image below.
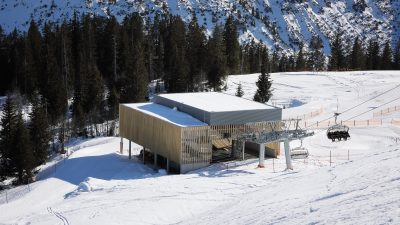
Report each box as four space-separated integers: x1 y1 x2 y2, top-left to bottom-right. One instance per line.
1 71 400 225
0 0 399 54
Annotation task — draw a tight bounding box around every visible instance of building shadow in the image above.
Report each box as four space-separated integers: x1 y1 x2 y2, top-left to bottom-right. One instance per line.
52 153 155 186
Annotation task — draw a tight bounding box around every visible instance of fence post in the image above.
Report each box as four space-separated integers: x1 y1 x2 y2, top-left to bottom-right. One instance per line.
5 190 8 203
348 149 349 161
354 120 355 127
330 150 332 167
367 120 369 126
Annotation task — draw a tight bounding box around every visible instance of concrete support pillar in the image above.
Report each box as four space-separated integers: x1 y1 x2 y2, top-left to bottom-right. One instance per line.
242 141 245 161
258 143 265 168
284 138 293 170
120 137 123 154
154 153 157 167
129 141 131 160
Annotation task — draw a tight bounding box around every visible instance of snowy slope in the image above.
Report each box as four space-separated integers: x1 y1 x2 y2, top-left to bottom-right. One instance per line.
225 71 400 122
0 0 399 53
1 71 400 224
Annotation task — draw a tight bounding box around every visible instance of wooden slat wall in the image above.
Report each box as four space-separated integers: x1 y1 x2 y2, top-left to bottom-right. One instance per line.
210 121 282 155
181 126 212 164
119 104 183 163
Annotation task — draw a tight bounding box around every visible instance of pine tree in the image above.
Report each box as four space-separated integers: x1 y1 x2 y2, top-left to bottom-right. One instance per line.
235 83 244 97
42 23 67 125
165 16 188 93
366 39 380 70
106 85 119 121
72 100 85 136
23 20 42 96
270 50 279 72
329 31 345 71
295 43 306 71
99 16 119 85
307 36 324 71
207 24 226 91
29 92 51 166
260 45 270 73
186 14 207 91
224 15 240 74
118 14 149 99
0 96 18 180
0 25 13 96
12 111 34 184
394 39 400 70
350 37 364 70
278 54 288 72
254 66 272 103
380 41 392 70
248 44 256 73
82 62 105 133
117 26 133 102
153 27 165 81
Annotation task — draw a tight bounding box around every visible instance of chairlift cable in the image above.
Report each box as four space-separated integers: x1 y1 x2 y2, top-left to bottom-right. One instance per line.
340 84 400 115
310 95 400 136
343 96 400 122
305 84 400 128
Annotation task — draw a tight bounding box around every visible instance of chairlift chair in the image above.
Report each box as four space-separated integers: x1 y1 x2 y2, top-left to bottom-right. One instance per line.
290 140 309 159
327 113 350 142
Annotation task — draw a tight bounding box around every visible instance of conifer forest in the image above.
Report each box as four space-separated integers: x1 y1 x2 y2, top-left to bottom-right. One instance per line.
0 12 400 183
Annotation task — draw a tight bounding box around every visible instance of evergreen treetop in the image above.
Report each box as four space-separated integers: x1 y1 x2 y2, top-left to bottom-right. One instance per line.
235 83 244 97
254 67 273 104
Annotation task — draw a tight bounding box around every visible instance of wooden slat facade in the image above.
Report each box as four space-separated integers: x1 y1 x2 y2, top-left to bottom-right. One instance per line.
209 122 281 155
181 126 212 165
120 104 186 164
120 104 281 173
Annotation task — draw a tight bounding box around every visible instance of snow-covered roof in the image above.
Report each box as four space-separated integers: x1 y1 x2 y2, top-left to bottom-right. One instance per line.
156 92 275 112
123 102 207 127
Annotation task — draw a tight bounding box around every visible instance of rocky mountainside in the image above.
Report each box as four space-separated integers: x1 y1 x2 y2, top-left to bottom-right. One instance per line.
0 0 399 54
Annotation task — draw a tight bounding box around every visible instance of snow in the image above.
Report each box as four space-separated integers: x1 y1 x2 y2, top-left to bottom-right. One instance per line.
123 102 207 127
157 92 276 112
225 71 400 122
1 71 400 224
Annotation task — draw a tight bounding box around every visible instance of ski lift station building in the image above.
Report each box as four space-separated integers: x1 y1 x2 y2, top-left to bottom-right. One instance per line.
119 92 282 173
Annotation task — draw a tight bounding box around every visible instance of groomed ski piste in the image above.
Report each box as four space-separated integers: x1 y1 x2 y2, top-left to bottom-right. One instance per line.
1 71 400 225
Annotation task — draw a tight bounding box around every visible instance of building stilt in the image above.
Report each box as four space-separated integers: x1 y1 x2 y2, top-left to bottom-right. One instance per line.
166 158 170 173
284 138 293 170
120 137 123 154
258 144 265 168
143 147 145 164
129 141 131 159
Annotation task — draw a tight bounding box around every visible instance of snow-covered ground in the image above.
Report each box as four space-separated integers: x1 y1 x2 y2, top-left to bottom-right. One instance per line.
1 71 400 225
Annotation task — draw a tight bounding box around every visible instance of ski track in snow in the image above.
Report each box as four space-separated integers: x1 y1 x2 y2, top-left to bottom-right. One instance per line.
47 207 69 225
